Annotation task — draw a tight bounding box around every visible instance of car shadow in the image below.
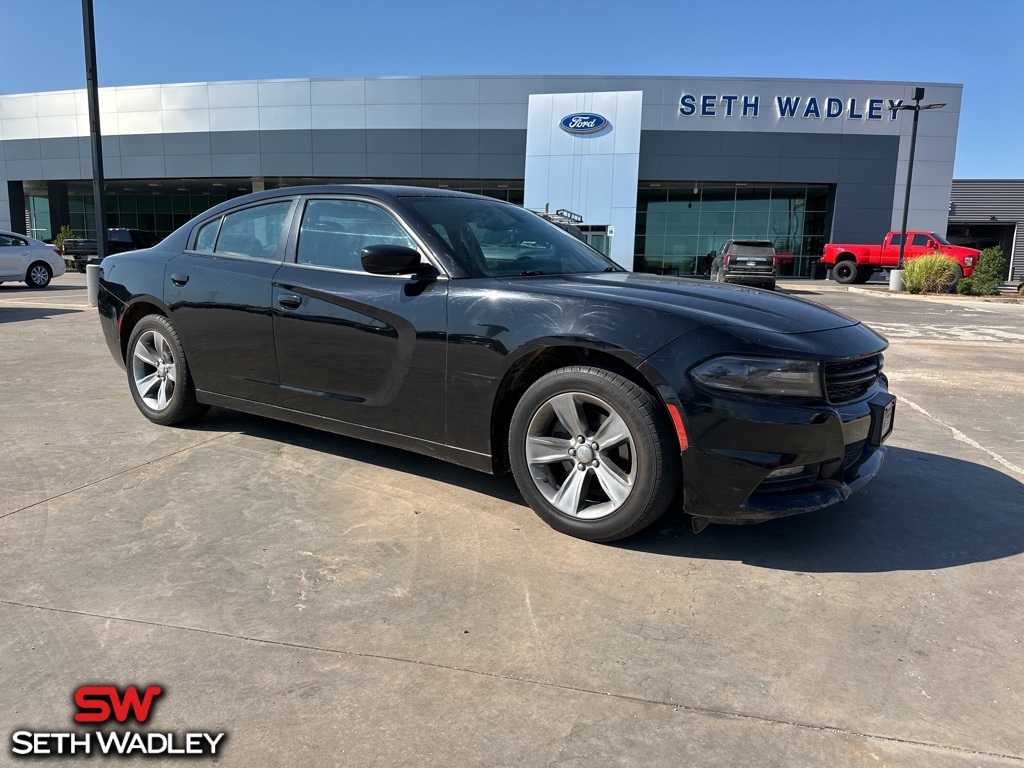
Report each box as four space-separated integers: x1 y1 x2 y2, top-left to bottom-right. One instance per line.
620 447 1024 573
187 411 1024 573
0 306 84 323
0 283 84 293
194 408 527 506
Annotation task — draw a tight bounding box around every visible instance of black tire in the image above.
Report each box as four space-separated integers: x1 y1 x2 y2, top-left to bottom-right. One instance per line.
833 260 858 284
944 265 964 293
25 261 52 289
508 366 680 542
126 314 209 426
854 266 873 284
76 262 88 274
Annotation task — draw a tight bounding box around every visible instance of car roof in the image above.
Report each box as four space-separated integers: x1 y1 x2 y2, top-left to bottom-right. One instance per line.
0 229 40 241
231 184 494 206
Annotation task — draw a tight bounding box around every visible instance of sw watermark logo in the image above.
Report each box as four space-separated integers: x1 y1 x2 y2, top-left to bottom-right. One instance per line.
559 113 608 134
10 684 226 758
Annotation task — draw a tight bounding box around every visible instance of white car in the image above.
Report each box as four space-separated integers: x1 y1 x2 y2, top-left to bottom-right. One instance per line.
0 229 66 288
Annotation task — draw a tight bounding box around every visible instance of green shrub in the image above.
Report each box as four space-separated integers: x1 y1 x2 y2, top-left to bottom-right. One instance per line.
956 277 975 295
53 224 75 250
970 246 1007 295
904 253 958 294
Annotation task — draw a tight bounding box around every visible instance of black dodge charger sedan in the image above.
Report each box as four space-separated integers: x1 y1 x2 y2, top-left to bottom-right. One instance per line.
97 186 895 542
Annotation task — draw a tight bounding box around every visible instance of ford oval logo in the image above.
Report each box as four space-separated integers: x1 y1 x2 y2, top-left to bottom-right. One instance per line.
559 113 609 134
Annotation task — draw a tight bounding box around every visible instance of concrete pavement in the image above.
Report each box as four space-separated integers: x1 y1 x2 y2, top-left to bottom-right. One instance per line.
1 274 1022 766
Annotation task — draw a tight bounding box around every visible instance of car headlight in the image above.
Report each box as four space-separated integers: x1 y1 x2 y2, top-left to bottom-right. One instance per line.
690 355 822 397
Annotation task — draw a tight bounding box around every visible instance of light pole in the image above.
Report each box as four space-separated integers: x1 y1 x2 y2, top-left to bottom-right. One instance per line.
82 0 108 261
893 87 945 269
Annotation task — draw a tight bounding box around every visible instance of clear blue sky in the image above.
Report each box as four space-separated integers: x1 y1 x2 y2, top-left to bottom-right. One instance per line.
1 0 1019 178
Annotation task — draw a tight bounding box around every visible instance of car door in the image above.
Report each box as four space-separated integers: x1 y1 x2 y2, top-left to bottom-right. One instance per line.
272 196 448 443
880 233 900 267
164 198 296 404
0 233 31 279
908 233 934 259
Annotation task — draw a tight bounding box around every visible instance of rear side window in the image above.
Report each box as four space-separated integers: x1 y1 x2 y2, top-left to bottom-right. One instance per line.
297 199 416 272
0 234 27 247
890 233 903 246
194 219 220 253
215 202 292 260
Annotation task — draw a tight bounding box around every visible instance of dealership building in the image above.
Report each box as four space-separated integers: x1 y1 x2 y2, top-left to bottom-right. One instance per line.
0 75 964 276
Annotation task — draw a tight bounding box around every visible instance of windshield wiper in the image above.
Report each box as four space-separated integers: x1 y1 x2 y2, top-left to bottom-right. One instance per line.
603 266 622 272
519 270 547 276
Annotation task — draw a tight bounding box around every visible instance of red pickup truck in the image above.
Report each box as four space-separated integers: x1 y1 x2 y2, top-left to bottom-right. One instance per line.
822 231 981 285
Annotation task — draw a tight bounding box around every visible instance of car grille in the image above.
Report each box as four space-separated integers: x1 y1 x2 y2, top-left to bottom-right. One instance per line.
824 355 882 404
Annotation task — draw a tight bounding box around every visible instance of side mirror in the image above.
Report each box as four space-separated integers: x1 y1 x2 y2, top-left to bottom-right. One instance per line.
361 244 423 275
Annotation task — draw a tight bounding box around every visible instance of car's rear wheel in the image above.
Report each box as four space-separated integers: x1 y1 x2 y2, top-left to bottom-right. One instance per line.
76 262 88 274
25 262 52 289
126 315 208 426
833 260 858 284
509 366 679 542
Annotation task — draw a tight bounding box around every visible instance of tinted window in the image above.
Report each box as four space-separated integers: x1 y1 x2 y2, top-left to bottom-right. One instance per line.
194 219 220 253
890 234 903 246
215 202 291 260
728 241 775 257
297 199 416 272
911 234 930 247
0 234 27 247
109 230 131 243
405 197 620 278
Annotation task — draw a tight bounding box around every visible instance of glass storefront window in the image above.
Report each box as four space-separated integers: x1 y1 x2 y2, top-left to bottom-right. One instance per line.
636 182 831 276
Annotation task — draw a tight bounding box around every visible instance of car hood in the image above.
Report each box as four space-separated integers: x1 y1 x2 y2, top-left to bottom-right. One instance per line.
496 272 859 335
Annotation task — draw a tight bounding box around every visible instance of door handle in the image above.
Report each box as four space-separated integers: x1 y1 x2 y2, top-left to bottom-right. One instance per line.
170 273 189 286
278 294 303 310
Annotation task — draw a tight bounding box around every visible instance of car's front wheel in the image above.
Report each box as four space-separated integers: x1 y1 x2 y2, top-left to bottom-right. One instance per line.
126 315 209 426
25 262 52 288
509 366 679 542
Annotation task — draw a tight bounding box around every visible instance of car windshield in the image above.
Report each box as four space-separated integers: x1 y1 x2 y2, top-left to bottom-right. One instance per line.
930 232 950 245
404 197 622 278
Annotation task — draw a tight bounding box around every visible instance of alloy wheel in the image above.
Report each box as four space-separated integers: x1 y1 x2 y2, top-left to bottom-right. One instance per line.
29 265 50 286
132 330 177 411
525 391 637 519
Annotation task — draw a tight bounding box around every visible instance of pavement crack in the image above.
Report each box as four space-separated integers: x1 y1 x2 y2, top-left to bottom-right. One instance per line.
0 433 230 521
1 597 1021 763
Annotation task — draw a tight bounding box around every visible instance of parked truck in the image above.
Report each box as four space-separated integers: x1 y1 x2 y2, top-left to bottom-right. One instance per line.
61 229 160 272
821 231 981 286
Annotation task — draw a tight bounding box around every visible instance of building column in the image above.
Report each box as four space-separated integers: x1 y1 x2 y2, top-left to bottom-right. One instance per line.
46 182 71 239
7 181 27 235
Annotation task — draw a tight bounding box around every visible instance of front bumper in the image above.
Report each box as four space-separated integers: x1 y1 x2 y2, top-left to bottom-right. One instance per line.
680 389 895 523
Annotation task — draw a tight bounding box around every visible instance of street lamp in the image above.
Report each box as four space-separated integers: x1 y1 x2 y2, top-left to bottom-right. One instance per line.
82 0 108 261
893 87 946 270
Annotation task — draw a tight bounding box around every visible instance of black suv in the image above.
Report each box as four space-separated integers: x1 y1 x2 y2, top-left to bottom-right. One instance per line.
710 240 778 290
